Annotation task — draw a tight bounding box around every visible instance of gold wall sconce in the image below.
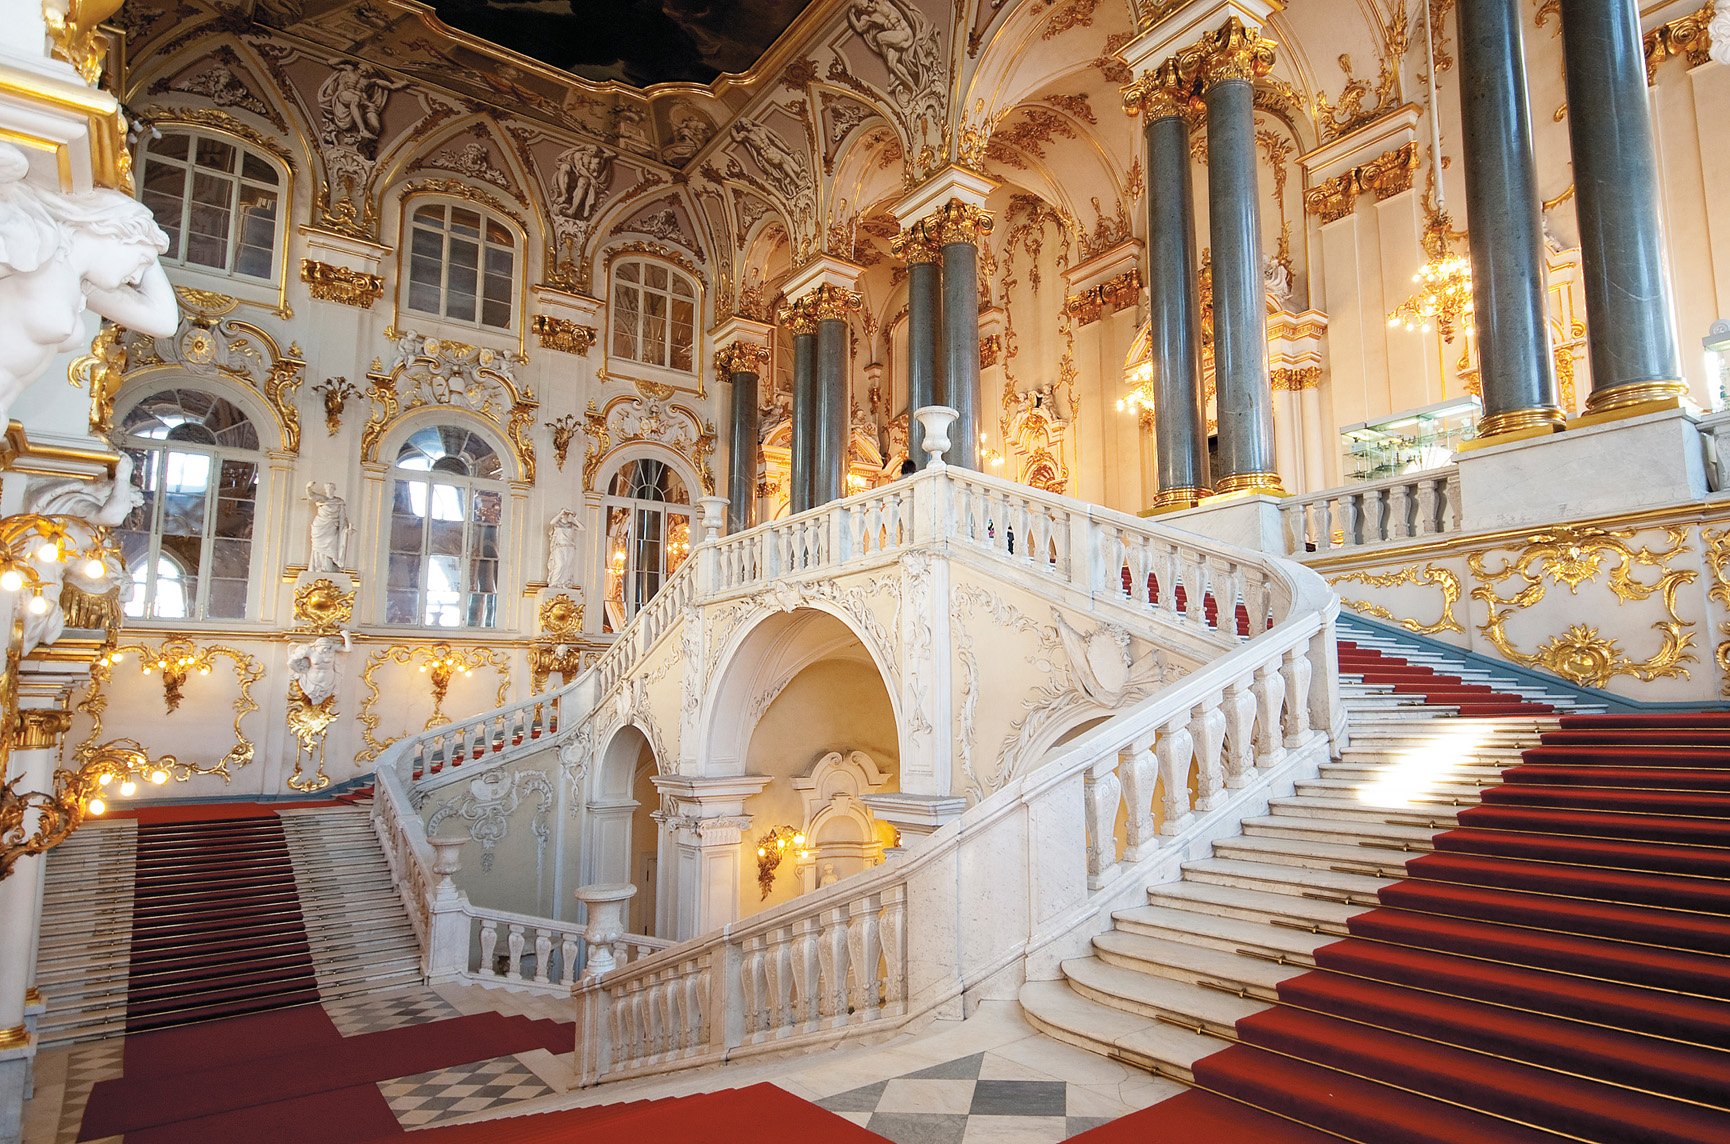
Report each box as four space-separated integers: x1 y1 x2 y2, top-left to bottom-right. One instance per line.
755 826 808 900
129 635 214 713
310 377 363 436
549 414 580 472
2 737 175 882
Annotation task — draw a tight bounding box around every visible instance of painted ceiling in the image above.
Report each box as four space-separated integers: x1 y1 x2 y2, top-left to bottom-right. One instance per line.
428 0 814 86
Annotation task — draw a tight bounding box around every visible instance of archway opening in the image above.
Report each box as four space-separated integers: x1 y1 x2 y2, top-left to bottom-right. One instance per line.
589 723 661 936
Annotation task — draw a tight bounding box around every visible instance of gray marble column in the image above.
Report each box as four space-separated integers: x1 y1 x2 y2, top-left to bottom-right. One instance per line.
902 237 942 469
722 351 762 534
1457 0 1565 437
1560 0 1686 415
787 309 817 514
932 202 991 471
814 307 849 506
1201 20 1283 496
1138 64 1210 509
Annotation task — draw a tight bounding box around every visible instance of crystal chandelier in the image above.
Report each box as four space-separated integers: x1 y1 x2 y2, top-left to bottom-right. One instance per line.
1388 213 1473 343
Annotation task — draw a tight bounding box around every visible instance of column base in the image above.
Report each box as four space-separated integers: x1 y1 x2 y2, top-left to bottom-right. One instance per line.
1211 472 1288 498
1144 485 1212 515
1469 406 1567 445
1575 381 1692 426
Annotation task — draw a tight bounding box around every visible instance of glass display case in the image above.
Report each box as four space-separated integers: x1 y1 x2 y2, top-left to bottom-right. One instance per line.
1340 398 1481 483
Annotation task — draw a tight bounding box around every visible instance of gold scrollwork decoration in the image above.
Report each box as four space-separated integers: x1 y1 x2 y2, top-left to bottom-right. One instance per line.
286 682 340 793
538 593 584 640
355 644 512 763
301 260 384 308
1329 565 1465 636
1468 525 1698 689
531 315 596 355
67 323 126 438
72 639 264 780
293 578 355 633
1701 525 1730 696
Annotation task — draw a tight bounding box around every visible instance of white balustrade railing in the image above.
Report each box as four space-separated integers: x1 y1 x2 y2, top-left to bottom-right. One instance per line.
369 463 1336 1028
1279 468 1460 556
1698 410 1730 494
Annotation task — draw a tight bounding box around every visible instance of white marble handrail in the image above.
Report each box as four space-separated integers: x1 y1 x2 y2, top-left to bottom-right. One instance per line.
1279 468 1461 556
571 535 1338 1085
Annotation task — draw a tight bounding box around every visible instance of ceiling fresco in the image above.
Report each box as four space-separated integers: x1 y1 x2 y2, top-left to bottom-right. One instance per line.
428 0 815 86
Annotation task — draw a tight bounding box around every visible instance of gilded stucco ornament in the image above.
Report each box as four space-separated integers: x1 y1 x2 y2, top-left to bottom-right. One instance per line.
148 309 305 452
73 640 264 780
355 644 512 763
66 322 126 438
1121 59 1193 120
922 200 994 247
713 342 770 378
579 394 717 494
531 315 596 355
1701 525 1730 696
292 578 355 633
1192 16 1277 89
1468 526 1698 689
362 330 539 482
300 259 383 308
539 593 585 640
1329 566 1465 636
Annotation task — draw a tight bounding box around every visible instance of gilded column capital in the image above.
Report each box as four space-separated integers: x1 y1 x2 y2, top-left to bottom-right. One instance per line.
775 297 819 337
920 199 995 247
1122 58 1195 120
802 283 862 321
1191 16 1276 90
890 222 943 264
14 709 73 750
714 342 770 378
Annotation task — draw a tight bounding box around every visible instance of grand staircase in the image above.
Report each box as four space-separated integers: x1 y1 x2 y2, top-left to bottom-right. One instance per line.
35 801 421 1044
1026 622 1730 1142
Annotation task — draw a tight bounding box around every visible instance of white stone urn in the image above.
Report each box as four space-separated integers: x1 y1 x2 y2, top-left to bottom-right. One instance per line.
427 832 469 902
914 405 959 469
574 882 638 980
697 494 730 543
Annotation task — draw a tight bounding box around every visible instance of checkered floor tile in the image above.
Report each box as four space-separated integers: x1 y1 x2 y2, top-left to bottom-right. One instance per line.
56 1040 126 1144
818 1053 1115 1143
324 989 461 1038
377 1054 555 1128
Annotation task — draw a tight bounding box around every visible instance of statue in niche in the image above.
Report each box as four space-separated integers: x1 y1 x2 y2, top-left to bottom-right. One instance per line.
847 0 938 106
317 62 407 158
547 508 585 588
729 120 806 201
550 144 613 221
0 143 177 428
306 482 352 572
820 862 839 887
287 630 352 706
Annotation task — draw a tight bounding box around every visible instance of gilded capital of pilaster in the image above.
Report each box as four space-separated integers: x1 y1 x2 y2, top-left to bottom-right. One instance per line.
775 298 818 337
890 222 943 265
801 283 862 321
714 342 771 378
920 199 995 247
14 709 73 750
1121 58 1195 120
1191 16 1276 90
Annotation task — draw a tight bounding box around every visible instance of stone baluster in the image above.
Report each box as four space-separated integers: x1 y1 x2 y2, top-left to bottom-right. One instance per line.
561 933 581 986
532 928 552 984
765 926 794 1033
1189 697 1228 811
879 884 907 1010
1280 646 1314 747
1083 755 1124 888
478 919 499 976
846 896 883 1020
818 905 851 1026
1155 714 1196 836
1222 676 1258 787
1119 734 1161 862
1253 660 1288 769
506 924 526 980
739 934 765 1037
791 916 822 1031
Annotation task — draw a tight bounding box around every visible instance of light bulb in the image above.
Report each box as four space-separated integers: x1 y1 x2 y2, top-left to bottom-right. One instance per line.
199 667 209 675
142 667 151 675
84 559 106 579
87 797 106 816
463 669 472 677
756 847 767 857
27 594 48 615
776 837 787 849
150 769 169 784
36 542 59 562
795 833 806 845
119 779 136 796
110 652 123 663
0 570 22 592
97 772 114 786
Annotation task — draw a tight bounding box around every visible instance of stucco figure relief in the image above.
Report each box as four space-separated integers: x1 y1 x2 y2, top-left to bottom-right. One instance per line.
317 62 408 157
287 631 352 706
547 508 585 588
729 120 808 202
0 143 176 428
306 481 352 572
847 0 941 109
550 144 613 222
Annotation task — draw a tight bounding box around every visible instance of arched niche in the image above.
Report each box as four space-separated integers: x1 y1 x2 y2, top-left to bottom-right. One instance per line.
587 722 661 935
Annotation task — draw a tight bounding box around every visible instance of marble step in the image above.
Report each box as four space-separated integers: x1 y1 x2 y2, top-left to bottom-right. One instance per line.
1211 834 1417 879
1089 929 1302 999
1143 880 1364 931
1293 776 1483 804
1019 980 1222 1082
1239 813 1441 850
1110 904 1340 961
1265 794 1461 827
1178 856 1395 903
1059 955 1265 1037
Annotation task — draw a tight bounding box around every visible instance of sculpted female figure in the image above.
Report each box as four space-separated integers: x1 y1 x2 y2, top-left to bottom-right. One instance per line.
547 508 585 588
306 482 352 571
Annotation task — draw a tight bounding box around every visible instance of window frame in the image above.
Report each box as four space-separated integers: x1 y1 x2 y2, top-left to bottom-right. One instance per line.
600 455 695 632
116 387 265 624
137 128 287 284
608 257 701 381
383 424 509 631
401 199 521 333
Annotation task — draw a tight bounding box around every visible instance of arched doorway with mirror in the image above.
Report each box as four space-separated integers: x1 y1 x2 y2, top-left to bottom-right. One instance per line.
586 723 662 938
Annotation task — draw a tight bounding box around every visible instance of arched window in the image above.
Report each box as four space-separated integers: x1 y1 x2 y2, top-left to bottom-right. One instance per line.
603 458 692 631
139 130 282 280
405 202 516 329
610 259 697 373
117 389 261 621
387 425 504 628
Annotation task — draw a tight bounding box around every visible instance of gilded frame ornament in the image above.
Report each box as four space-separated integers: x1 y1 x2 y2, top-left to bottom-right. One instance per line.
1329 565 1465 636
71 639 264 781
354 643 512 763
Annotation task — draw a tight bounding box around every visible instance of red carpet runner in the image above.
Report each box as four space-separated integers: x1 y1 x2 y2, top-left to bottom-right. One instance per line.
126 812 323 1032
1078 693 1730 1139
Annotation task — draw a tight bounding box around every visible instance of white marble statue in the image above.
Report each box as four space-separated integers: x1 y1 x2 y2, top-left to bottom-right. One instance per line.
306 481 352 572
287 631 352 706
547 508 584 588
20 455 144 653
0 142 177 429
